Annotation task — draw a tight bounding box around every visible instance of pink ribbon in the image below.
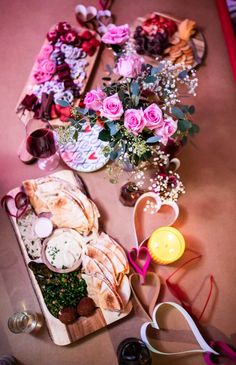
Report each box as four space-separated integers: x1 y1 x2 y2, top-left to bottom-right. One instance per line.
204 341 236 365
128 247 151 284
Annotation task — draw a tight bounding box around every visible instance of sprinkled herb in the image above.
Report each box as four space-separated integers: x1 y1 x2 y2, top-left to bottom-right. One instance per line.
28 262 87 318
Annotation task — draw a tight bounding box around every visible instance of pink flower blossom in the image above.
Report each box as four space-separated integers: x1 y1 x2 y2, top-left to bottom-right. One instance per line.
156 116 177 145
124 109 146 135
101 24 130 45
115 54 143 78
33 70 53 84
38 44 54 59
100 93 124 120
37 58 56 74
143 103 164 130
84 89 105 111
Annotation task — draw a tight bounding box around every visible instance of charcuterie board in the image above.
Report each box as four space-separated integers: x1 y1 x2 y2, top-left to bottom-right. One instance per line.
132 11 206 68
7 170 132 346
16 23 101 127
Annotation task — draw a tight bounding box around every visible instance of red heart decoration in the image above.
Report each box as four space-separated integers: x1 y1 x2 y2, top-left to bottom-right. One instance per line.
85 125 92 133
88 152 97 160
99 0 111 10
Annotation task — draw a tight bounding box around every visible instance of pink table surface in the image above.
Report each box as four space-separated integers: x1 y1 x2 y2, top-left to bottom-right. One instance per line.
0 0 236 364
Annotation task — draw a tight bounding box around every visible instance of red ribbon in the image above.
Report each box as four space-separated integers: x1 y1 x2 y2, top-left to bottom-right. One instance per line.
166 252 214 321
1 192 29 219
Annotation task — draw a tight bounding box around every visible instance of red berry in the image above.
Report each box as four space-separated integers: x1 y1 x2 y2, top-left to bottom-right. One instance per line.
80 30 93 41
89 38 100 48
81 41 91 53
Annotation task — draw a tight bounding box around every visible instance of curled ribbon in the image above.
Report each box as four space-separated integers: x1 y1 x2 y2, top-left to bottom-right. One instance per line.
1 190 29 219
128 247 151 284
166 253 215 321
140 302 219 356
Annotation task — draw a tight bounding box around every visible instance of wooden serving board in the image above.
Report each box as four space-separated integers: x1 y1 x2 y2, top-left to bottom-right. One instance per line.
8 170 132 346
16 26 101 127
131 11 206 68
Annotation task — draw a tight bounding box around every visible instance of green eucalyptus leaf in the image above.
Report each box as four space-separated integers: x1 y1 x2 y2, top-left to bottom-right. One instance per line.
144 75 157 83
178 119 192 132
107 122 119 136
132 95 139 107
179 105 189 114
98 129 111 142
151 64 164 75
110 150 118 160
188 105 195 114
182 136 188 145
56 99 70 107
189 123 200 135
75 107 88 115
172 106 185 119
131 81 140 96
146 135 161 144
73 130 78 140
118 90 125 102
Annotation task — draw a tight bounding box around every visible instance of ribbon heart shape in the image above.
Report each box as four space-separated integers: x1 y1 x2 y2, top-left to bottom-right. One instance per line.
140 302 219 356
128 247 151 284
129 272 161 318
1 188 29 219
133 192 179 248
99 0 112 10
75 5 97 24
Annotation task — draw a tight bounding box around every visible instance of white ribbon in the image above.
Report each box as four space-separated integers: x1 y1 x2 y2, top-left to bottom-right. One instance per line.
133 192 179 248
140 301 219 356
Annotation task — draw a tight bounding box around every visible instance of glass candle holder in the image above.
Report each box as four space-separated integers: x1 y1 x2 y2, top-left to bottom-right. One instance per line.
117 337 152 365
8 311 42 334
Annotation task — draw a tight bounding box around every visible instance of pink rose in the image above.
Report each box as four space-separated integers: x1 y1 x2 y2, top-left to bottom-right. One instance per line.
33 70 52 84
37 58 56 74
101 24 130 45
143 103 164 130
84 89 105 111
115 55 143 78
157 117 177 145
124 109 146 135
39 44 54 59
101 93 124 120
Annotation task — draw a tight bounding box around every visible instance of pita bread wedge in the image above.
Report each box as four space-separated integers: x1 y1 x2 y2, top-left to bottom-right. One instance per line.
90 241 126 276
82 274 123 311
117 275 131 308
85 244 116 280
23 176 100 235
95 233 129 273
82 255 116 287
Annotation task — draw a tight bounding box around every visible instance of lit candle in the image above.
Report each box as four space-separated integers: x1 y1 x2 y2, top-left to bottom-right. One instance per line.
148 227 185 264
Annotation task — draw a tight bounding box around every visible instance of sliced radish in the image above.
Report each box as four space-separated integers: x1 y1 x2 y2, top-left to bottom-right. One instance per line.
34 217 53 238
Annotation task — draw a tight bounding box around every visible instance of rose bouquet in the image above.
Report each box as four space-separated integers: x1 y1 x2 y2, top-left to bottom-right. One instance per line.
67 53 199 170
